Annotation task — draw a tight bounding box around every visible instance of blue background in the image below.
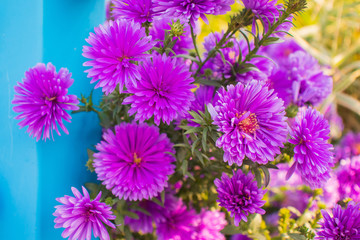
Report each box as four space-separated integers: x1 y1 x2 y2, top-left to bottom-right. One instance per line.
0 0 104 238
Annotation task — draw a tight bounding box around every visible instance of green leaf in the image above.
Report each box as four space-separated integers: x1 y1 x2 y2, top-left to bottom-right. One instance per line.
194 149 205 166
220 225 243 235
151 197 164 207
174 54 200 63
202 127 208 151
253 168 263 188
191 138 201 154
336 92 360 116
86 149 95 172
262 37 282 46
161 191 165 204
184 127 202 135
181 160 188 176
259 166 270 187
288 233 306 240
122 210 139 220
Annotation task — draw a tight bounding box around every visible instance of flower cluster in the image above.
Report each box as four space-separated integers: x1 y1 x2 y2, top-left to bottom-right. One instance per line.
336 156 360 202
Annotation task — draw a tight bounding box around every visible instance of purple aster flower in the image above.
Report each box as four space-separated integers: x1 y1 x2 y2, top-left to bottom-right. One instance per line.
123 54 195 125
287 107 334 189
335 132 360 162
202 32 241 79
269 50 333 107
214 170 267 226
241 0 293 37
93 122 175 201
111 0 158 23
316 201 360 239
156 197 197 240
12 63 79 141
263 39 304 66
231 234 252 240
336 156 360 202
212 82 288 166
82 19 154 95
191 210 227 240
150 17 193 55
53 186 116 240
154 0 234 27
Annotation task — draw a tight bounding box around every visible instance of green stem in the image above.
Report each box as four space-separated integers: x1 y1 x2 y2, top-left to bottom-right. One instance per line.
190 24 202 63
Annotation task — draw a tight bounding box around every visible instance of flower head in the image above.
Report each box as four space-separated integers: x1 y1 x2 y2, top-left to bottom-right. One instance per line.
93 122 175 201
215 170 266 226
288 107 334 189
123 54 195 125
269 50 333 107
156 196 197 240
111 0 157 23
212 82 288 166
82 19 154 95
12 63 79 141
335 132 360 162
336 156 360 202
316 202 360 239
241 0 293 36
53 187 116 240
154 0 234 26
191 210 227 240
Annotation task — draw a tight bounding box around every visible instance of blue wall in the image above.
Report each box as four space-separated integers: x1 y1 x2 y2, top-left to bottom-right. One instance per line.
0 0 104 239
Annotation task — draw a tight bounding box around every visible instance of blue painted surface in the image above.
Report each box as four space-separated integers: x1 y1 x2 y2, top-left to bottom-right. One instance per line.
0 0 104 239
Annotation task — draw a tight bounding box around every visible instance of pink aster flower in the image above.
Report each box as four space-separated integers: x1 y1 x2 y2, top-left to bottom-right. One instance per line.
93 122 175 201
12 63 79 141
82 19 154 95
53 186 116 240
123 54 195 125
111 0 158 23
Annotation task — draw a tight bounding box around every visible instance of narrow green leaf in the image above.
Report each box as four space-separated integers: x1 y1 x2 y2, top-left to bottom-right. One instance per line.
122 210 139 220
202 127 208 151
288 233 306 240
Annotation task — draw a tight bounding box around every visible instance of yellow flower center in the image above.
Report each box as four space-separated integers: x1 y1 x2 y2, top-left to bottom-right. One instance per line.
236 112 259 134
133 153 142 165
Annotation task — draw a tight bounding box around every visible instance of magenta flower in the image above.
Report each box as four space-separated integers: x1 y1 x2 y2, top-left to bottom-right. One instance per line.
241 0 293 36
335 132 360 162
93 122 175 201
12 63 79 141
214 170 267 225
288 107 334 189
336 156 360 202
316 202 360 239
191 210 227 240
154 0 234 26
123 54 195 125
82 19 154 95
53 186 116 240
156 197 197 240
111 0 158 23
212 82 288 166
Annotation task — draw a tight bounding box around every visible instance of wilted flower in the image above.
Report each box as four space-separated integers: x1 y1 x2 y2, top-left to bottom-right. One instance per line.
12 63 79 141
316 201 360 239
212 81 288 166
288 107 334 189
123 54 195 125
53 187 116 240
93 122 175 201
82 19 154 95
214 170 267 226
